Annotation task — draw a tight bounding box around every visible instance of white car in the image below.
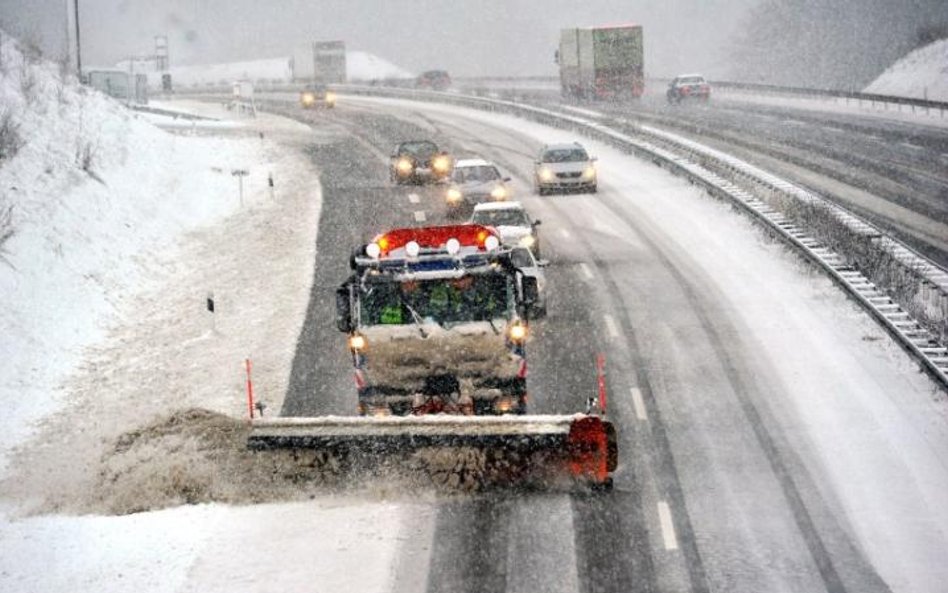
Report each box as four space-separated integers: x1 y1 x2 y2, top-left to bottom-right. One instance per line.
445 158 512 217
470 201 541 257
533 142 597 195
510 246 548 318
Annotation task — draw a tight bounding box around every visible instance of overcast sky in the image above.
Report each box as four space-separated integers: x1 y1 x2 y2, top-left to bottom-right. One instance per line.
0 0 757 77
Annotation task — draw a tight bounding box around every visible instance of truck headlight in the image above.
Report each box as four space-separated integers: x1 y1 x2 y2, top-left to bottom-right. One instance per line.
508 322 527 343
396 158 413 174
348 334 367 351
490 186 507 200
519 235 536 248
446 188 462 203
539 167 554 182
582 165 596 179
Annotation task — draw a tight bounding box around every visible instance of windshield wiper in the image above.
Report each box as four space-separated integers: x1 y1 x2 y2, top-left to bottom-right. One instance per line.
399 296 430 337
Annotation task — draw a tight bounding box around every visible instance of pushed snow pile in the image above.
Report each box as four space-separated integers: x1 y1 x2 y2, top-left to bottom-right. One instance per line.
347 51 413 82
864 38 948 101
0 32 256 464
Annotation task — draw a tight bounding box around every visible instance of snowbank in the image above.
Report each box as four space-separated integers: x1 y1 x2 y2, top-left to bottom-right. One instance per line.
0 34 286 472
864 38 948 101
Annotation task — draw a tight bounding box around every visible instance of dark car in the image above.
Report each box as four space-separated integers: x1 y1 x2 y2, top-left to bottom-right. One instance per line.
299 84 336 108
667 74 711 104
415 70 452 91
390 140 453 185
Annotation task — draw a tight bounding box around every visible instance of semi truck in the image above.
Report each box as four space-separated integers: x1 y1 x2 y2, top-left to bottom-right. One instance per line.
291 40 347 84
557 24 644 100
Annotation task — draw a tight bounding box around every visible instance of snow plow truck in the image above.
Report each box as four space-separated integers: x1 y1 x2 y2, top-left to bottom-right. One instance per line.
248 224 617 488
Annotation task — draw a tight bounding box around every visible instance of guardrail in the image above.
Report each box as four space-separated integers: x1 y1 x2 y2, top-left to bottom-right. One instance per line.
707 80 948 114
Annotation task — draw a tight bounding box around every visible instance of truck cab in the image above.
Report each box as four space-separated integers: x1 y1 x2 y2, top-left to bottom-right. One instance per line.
336 225 542 416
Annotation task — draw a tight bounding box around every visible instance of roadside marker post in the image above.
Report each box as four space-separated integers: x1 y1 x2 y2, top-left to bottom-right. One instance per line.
246 358 255 420
231 168 249 207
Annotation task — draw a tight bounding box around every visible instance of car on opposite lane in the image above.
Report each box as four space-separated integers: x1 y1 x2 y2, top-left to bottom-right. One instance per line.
534 142 597 195
510 245 548 318
666 74 711 103
390 140 453 185
445 158 512 217
470 201 541 257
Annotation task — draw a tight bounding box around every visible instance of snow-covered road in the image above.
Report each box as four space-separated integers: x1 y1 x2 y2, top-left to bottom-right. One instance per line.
2 89 947 593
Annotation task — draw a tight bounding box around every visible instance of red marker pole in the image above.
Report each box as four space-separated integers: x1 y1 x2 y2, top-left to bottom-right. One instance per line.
596 354 607 415
245 358 255 420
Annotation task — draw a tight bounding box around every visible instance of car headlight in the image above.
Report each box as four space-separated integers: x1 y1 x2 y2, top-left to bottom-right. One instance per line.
301 93 314 104
432 155 450 173
519 235 536 248
446 188 462 202
582 165 596 179
396 158 413 174
325 91 336 103
490 186 507 200
538 167 554 182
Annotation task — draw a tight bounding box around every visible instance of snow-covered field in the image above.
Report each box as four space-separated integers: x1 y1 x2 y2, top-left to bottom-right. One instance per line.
865 38 948 101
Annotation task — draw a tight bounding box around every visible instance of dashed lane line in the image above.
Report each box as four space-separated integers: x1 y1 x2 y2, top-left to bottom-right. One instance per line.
408 193 420 204
658 501 679 551
414 210 426 222
579 263 594 280
603 314 620 339
631 387 647 421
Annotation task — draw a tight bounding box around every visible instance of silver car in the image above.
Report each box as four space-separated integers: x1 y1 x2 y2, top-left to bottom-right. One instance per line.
510 246 548 318
534 142 597 195
444 158 512 217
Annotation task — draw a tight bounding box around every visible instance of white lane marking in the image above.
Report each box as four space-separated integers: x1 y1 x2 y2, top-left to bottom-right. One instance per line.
900 142 923 151
603 314 619 339
413 210 426 222
631 387 647 421
408 193 420 204
940 153 948 161
560 229 571 239
579 263 594 280
658 501 679 551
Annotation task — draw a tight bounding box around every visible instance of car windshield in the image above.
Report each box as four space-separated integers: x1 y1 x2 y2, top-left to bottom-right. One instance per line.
677 76 705 84
541 148 589 162
397 141 438 158
360 275 509 325
472 209 529 227
453 165 501 183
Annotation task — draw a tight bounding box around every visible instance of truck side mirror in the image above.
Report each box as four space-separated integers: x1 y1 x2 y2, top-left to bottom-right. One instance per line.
533 219 542 226
336 286 354 332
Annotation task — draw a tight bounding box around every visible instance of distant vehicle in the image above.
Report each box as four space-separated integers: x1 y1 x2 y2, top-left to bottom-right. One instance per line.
85 70 149 105
470 201 541 258
292 40 347 84
445 158 512 217
667 74 711 103
390 140 453 185
534 142 597 195
557 25 644 100
299 83 336 108
415 70 452 91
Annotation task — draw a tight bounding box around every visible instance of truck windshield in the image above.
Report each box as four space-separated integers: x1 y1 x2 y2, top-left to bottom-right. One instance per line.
361 275 509 326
